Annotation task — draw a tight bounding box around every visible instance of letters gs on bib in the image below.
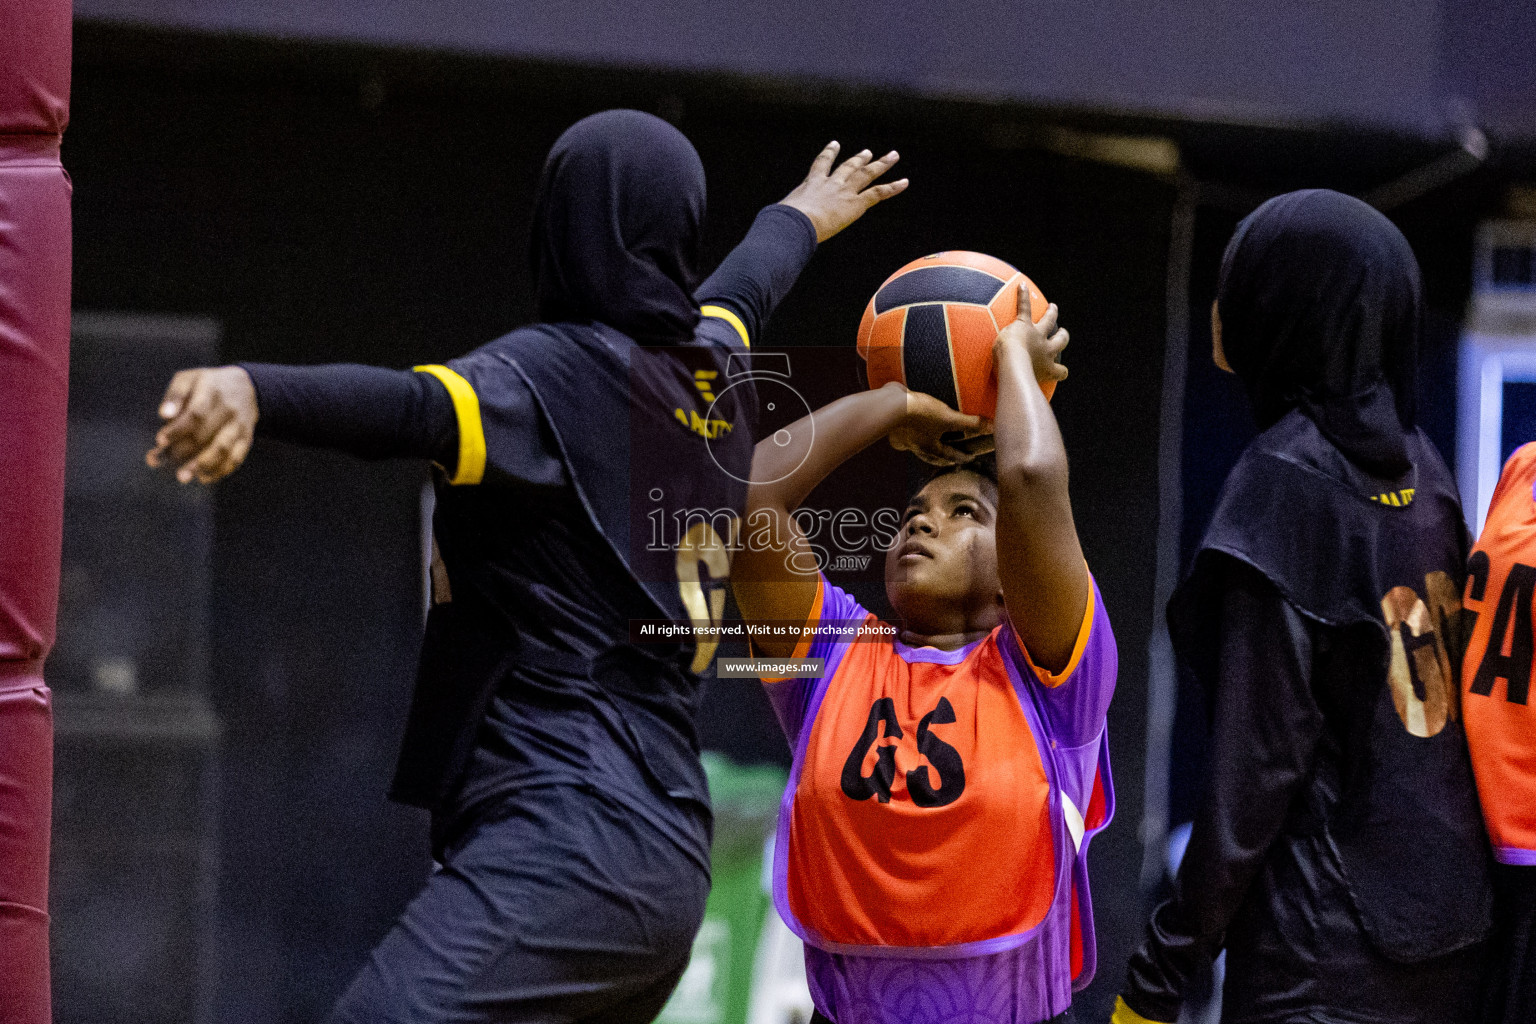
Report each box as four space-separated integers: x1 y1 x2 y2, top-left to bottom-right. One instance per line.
1382 571 1466 739
674 517 735 674
841 697 966 808
1465 551 1536 707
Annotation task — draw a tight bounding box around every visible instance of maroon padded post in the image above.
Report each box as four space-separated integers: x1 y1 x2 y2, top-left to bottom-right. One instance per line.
0 0 71 1020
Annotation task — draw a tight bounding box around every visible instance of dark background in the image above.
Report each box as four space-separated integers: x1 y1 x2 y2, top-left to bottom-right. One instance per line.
71 0 1453 132
56 11 1536 1024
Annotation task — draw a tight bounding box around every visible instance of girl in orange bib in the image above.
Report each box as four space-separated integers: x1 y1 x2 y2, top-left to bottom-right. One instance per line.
733 288 1115 1024
1464 441 1536 1023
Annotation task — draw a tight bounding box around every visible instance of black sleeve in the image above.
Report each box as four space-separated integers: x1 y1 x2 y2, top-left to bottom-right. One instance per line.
441 342 569 489
242 362 458 469
694 204 818 345
1121 562 1325 1024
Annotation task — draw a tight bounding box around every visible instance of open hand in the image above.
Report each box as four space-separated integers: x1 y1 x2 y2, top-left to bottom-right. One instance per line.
994 287 1069 389
779 142 908 243
885 383 991 466
145 366 258 484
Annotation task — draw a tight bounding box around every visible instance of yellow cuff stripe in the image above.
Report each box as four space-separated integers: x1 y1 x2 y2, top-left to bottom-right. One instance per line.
413 365 486 485
701 304 750 348
1111 997 1169 1024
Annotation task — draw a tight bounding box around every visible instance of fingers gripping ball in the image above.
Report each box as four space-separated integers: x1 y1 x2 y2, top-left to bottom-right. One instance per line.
857 251 1052 416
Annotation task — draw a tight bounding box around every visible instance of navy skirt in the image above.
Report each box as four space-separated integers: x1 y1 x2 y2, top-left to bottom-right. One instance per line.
328 782 709 1024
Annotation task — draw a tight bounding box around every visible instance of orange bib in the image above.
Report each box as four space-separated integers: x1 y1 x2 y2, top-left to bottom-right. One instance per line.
786 622 1056 948
1465 442 1536 863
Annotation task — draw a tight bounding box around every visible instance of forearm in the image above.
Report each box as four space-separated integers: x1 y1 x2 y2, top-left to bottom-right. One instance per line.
749 383 906 515
737 385 904 653
993 335 1085 671
993 341 1068 494
695 205 818 344
243 363 457 467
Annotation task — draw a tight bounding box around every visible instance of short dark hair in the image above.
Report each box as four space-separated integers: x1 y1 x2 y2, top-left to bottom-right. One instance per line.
913 452 998 500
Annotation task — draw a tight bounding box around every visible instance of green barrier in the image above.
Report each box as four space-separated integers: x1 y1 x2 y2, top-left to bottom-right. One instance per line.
658 753 789 1024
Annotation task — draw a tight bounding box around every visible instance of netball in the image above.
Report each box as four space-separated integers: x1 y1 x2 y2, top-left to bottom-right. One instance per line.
857 251 1052 417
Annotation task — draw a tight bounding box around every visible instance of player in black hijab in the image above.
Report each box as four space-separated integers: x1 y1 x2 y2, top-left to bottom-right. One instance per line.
147 109 908 1024
1115 191 1492 1024
530 109 710 344
1214 187 1421 476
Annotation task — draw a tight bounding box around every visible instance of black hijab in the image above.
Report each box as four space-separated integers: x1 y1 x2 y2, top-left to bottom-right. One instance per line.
1216 189 1421 477
531 109 706 346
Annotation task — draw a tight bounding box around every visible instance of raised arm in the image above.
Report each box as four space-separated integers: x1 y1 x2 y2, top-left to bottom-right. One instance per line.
695 143 907 346
992 288 1091 673
733 383 983 657
146 363 458 485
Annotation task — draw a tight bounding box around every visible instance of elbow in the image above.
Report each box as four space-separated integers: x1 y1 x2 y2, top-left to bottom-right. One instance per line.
745 479 780 517
746 448 795 515
997 450 1069 495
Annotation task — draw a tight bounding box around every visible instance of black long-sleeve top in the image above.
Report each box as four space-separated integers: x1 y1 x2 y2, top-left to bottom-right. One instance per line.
244 202 814 476
1122 561 1321 1022
240 203 818 858
1120 558 1485 1024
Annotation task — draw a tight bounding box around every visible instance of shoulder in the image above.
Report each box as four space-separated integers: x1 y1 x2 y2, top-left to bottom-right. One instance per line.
999 573 1116 690
759 577 876 677
1206 412 1402 548
461 324 569 361
1167 549 1311 691
425 333 559 427
807 587 891 664
472 324 639 378
1189 422 1356 626
1489 440 1536 514
814 577 872 626
1508 440 1536 478
438 327 570 391
1222 413 1342 498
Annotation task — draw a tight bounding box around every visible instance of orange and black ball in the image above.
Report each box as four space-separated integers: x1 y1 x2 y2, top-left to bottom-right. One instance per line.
857 251 1051 417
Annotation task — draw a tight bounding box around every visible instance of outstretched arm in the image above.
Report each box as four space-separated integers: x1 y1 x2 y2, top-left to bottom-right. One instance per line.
733 383 984 658
695 143 907 346
778 143 907 244
992 288 1090 674
146 363 458 485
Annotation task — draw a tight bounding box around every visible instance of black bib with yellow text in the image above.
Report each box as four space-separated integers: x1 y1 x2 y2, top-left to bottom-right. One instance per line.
389 319 754 813
1170 410 1492 962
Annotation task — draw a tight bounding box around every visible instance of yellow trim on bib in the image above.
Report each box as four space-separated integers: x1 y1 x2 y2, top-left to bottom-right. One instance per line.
1111 997 1170 1024
701 304 750 348
413 365 486 485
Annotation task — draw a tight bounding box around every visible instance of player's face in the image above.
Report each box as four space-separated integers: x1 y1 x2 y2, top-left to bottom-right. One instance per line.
885 470 1003 632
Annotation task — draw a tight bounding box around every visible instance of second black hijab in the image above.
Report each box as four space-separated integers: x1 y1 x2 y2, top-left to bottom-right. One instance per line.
1216 189 1421 477
531 109 706 347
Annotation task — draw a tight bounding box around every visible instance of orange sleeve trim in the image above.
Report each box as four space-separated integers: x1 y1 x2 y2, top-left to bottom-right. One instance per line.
756 576 825 683
1017 571 1096 689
